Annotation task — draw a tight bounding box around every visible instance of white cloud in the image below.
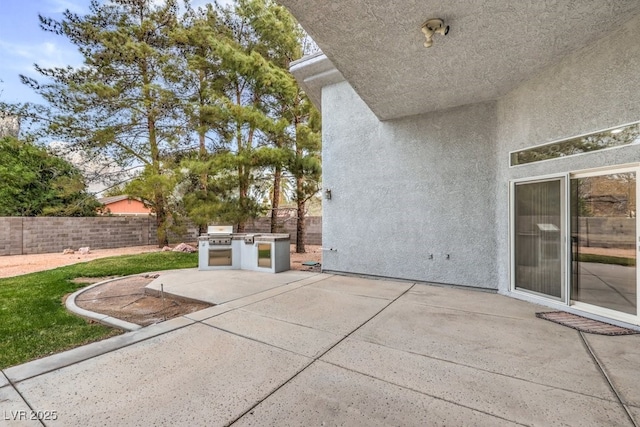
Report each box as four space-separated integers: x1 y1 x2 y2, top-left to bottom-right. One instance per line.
0 38 82 74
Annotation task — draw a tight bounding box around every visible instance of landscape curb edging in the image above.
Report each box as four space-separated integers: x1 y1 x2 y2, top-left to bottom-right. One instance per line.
66 276 144 332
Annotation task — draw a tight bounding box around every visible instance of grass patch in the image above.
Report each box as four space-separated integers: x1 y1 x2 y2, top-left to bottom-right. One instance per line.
0 251 197 369
577 253 636 267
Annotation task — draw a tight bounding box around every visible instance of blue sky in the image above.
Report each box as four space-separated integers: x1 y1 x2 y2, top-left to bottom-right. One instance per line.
0 0 223 105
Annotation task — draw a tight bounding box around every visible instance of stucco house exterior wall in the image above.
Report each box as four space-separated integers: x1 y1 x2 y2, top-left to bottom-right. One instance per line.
495 13 640 295
322 82 498 288
287 2 640 326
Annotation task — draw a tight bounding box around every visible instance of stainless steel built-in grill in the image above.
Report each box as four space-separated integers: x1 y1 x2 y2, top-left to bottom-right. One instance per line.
201 225 234 268
198 225 291 273
209 235 232 245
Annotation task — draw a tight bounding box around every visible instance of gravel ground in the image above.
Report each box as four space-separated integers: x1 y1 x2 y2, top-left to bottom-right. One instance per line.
0 245 163 279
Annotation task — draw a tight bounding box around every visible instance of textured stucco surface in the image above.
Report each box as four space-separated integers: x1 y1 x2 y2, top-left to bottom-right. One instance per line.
494 12 640 293
322 81 498 288
280 0 640 120
292 8 640 298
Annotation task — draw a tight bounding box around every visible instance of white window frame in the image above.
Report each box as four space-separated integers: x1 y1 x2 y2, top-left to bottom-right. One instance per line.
510 164 640 326
509 173 569 304
569 164 640 325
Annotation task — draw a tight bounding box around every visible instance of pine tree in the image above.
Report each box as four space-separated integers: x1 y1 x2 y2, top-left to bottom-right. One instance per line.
20 0 183 246
286 89 321 253
175 0 304 232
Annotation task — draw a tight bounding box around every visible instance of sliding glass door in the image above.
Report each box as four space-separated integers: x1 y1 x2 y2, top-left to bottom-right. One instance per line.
571 170 637 316
512 168 639 323
513 178 565 299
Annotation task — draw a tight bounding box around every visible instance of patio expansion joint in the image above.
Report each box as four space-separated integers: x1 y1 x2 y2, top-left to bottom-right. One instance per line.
225 283 418 426
339 337 623 405
403 299 541 323
580 331 638 427
1 370 45 427
303 285 400 302
318 358 529 427
218 308 341 336
6 320 195 385
200 322 328 360
186 274 335 321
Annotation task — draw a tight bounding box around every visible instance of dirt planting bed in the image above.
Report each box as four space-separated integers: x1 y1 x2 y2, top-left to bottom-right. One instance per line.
73 275 211 327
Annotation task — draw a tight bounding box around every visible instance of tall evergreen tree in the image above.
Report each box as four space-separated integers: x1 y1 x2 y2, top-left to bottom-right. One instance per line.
20 0 183 246
245 1 322 252
170 3 230 232
174 0 304 232
287 89 321 253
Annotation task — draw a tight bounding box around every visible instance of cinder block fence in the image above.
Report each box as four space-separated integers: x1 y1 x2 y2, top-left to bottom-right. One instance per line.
0 216 322 256
0 217 157 255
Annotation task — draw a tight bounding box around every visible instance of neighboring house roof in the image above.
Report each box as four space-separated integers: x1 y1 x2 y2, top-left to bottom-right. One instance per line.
97 195 151 215
98 195 137 205
283 1 640 120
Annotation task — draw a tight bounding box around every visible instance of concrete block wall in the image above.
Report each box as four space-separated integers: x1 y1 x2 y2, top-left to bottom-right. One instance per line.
0 217 156 255
0 218 23 255
244 216 322 246
0 216 323 256
577 217 636 249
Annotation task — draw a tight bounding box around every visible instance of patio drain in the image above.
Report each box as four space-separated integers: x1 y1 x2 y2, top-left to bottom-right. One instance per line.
536 311 639 336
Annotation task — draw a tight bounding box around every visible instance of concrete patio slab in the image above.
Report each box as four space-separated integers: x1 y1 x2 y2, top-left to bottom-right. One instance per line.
0 372 8 388
307 274 412 300
583 333 640 407
4 316 194 384
203 309 343 358
233 360 517 426
322 337 629 426
0 385 41 426
241 286 392 335
182 273 332 322
183 303 237 322
3 270 639 426
408 282 543 319
629 406 640 425
146 269 321 305
14 323 311 426
352 298 615 398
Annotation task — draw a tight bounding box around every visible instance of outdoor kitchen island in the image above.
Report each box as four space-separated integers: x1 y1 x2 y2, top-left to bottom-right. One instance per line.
198 226 291 273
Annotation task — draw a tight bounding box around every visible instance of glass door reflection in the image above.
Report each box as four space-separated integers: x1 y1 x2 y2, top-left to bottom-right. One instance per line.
571 172 637 315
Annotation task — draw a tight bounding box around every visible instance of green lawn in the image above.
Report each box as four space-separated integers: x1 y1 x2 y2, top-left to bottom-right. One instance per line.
577 253 636 267
0 251 197 369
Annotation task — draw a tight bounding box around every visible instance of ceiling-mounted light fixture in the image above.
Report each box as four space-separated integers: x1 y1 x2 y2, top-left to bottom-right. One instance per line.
421 18 449 48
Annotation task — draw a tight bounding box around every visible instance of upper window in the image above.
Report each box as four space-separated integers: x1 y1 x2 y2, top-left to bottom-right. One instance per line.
510 122 640 166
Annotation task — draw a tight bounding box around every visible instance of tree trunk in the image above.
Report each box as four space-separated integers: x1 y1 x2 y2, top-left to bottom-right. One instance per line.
198 128 207 235
155 193 168 247
271 166 281 233
148 122 167 247
296 175 305 253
